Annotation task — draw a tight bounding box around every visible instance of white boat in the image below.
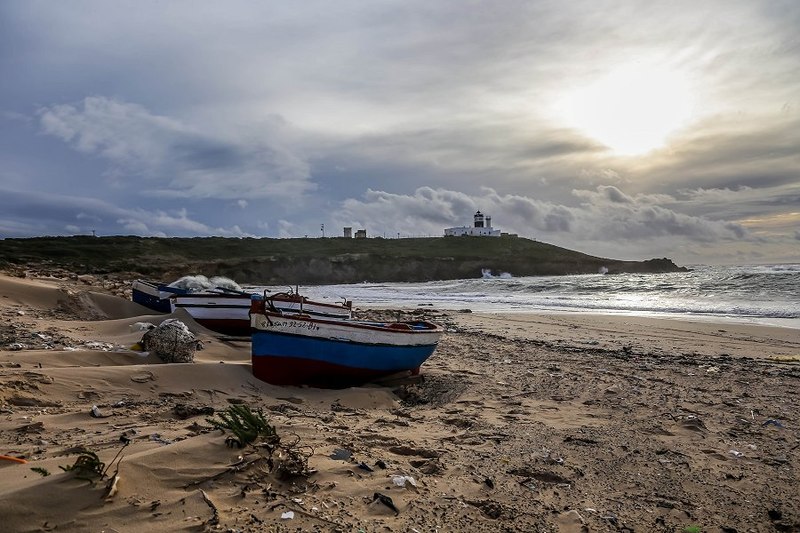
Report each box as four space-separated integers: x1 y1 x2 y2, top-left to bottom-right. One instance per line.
132 280 352 336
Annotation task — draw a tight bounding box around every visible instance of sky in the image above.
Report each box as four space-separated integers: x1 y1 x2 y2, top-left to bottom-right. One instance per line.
1 0 798 265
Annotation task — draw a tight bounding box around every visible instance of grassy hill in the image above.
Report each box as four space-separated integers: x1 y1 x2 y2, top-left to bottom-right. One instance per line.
0 235 686 284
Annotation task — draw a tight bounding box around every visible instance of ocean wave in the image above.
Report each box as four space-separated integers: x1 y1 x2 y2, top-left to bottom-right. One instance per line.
481 268 513 279
302 264 799 325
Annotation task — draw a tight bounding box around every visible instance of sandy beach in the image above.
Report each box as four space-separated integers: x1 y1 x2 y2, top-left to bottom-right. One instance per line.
1 272 799 532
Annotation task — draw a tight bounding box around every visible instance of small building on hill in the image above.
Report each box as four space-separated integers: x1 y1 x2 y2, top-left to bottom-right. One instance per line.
444 211 501 237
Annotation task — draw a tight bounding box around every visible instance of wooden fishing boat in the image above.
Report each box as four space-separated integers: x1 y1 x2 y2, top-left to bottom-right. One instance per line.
249 299 444 387
131 279 183 313
132 280 352 336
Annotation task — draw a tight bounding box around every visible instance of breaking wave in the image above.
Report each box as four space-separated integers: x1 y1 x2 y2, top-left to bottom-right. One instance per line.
481 268 513 279
168 275 242 293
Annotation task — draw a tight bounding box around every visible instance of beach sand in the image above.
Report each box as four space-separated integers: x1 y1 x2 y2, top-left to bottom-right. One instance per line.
1 272 799 532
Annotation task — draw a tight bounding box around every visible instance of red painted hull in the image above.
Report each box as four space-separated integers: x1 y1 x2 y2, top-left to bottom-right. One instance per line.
251 355 420 388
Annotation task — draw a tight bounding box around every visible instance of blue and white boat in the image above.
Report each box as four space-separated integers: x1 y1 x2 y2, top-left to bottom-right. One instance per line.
249 301 444 388
132 279 352 336
131 279 185 313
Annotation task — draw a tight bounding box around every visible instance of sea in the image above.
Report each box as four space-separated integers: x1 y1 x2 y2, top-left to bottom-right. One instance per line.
293 264 800 330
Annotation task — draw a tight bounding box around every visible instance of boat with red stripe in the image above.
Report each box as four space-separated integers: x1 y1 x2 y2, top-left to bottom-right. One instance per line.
249 298 443 388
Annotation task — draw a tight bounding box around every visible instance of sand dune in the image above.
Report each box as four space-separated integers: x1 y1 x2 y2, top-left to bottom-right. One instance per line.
1 273 799 532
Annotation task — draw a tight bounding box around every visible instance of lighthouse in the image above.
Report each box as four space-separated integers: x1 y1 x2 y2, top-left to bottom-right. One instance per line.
444 211 501 237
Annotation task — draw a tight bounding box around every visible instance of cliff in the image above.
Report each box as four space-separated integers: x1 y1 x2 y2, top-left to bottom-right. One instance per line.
0 235 688 284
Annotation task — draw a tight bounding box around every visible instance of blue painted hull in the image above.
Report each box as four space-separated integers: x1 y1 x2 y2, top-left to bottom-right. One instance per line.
251 330 439 387
132 288 174 313
253 329 437 371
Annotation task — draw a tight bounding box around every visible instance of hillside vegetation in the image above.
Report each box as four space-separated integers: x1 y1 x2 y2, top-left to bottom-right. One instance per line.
0 235 687 284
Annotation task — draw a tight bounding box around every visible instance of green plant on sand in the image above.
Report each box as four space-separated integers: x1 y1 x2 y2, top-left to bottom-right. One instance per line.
207 404 314 479
206 404 280 449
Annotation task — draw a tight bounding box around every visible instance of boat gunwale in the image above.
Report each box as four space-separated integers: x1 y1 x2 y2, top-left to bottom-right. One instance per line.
251 308 444 335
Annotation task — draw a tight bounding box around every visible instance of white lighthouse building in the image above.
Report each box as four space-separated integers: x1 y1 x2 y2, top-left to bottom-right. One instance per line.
444 211 501 237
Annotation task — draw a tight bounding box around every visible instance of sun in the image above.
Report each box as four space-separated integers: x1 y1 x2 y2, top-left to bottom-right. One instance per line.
558 64 695 156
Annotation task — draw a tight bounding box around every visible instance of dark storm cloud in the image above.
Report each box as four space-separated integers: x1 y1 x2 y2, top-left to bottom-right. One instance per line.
0 190 125 224
0 188 246 238
571 187 749 242
640 119 800 192
171 140 244 171
349 124 601 164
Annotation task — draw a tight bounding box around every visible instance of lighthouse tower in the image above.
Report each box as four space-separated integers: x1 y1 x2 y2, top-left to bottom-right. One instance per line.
444 211 501 237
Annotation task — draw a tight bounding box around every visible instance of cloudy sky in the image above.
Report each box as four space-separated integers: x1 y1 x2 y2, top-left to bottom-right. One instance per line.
2 1 798 265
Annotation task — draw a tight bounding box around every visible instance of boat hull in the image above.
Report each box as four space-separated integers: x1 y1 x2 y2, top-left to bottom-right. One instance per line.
250 312 442 387
131 280 181 313
131 280 352 336
174 295 352 336
173 296 253 336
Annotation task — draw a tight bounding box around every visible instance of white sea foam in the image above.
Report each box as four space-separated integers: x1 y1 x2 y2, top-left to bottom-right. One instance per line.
293 264 800 329
168 275 242 293
481 268 513 279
